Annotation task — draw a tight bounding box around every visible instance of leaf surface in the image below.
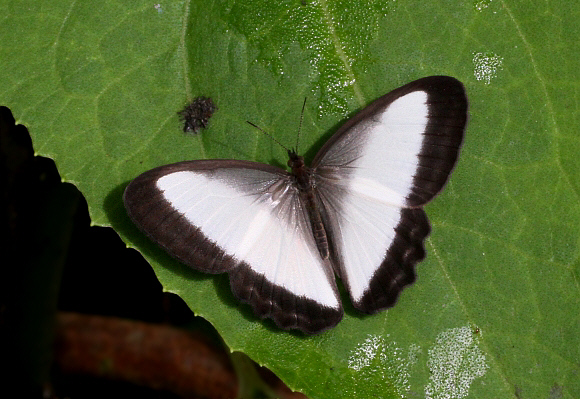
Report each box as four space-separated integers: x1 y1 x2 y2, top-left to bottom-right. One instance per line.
1 0 578 397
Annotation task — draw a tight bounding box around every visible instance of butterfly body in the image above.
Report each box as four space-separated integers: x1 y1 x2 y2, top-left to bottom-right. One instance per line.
288 150 330 260
124 76 468 334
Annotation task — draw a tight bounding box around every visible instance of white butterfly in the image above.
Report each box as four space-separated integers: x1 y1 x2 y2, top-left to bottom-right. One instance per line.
124 76 468 334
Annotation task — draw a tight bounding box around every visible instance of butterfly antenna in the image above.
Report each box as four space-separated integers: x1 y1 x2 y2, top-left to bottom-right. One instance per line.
246 121 290 152
296 97 307 152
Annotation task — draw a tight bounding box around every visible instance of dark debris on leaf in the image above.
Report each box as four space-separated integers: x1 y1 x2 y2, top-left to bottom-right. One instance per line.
178 97 218 134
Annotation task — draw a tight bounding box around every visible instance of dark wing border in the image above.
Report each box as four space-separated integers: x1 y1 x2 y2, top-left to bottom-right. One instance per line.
353 208 430 313
229 264 343 334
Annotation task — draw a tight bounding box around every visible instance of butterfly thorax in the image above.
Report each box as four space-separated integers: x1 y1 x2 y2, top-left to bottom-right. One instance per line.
288 149 329 260
287 150 311 191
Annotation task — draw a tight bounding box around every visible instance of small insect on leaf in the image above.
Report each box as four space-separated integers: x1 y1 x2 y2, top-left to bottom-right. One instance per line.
178 96 218 133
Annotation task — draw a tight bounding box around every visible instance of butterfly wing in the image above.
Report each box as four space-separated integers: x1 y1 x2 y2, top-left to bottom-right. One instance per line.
311 76 468 313
124 160 342 333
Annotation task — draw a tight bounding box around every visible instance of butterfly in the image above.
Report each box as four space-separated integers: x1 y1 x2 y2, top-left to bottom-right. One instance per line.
124 76 468 334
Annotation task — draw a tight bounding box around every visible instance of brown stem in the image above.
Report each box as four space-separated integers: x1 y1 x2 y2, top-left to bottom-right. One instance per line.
54 312 238 398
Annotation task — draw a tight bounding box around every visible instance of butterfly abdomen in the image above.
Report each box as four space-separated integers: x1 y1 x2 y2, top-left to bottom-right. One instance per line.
303 192 329 260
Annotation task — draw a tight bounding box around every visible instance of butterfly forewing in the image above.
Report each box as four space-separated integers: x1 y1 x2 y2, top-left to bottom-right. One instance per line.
312 76 467 313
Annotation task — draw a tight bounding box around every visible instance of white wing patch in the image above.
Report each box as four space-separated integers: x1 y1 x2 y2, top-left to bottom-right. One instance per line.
351 91 428 206
156 171 340 309
334 188 403 302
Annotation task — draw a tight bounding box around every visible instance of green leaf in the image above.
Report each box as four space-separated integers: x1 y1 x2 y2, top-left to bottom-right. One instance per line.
2 0 579 398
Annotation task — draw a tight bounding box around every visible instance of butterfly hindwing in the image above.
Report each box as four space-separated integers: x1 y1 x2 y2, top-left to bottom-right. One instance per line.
312 76 467 313
124 160 343 333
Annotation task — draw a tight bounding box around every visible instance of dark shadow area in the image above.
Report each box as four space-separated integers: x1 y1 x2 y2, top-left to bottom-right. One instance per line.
0 106 227 398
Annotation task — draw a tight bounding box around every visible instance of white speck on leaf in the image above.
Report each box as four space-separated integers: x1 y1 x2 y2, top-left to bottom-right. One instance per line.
425 326 489 399
472 52 503 84
474 0 492 11
348 334 420 396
